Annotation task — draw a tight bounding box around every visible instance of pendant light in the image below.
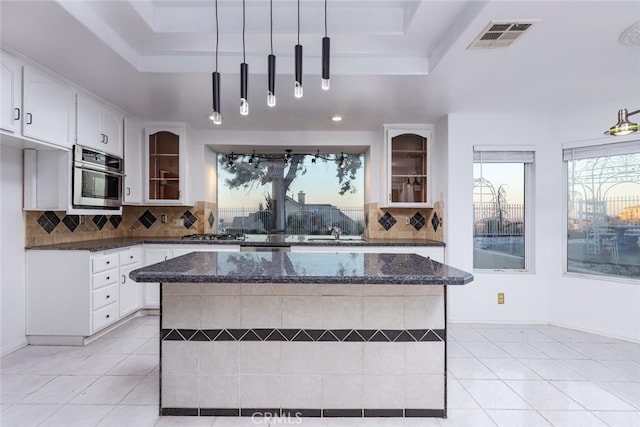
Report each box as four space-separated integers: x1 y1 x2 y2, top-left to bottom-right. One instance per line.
209 0 222 124
267 0 276 107
240 0 249 116
321 0 330 91
294 0 303 98
604 108 639 136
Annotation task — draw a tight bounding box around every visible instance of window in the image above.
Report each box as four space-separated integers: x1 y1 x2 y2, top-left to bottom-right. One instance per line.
473 147 534 271
217 152 365 236
564 141 640 280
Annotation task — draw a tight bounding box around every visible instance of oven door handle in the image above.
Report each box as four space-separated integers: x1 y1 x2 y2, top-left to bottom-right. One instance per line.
74 163 124 177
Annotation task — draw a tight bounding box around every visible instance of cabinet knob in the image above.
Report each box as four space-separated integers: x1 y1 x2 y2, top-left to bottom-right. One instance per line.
106 295 110 299
106 314 110 319
106 276 110 280
106 261 110 265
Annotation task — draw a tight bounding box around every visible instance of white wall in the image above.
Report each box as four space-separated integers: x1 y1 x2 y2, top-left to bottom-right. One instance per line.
441 111 639 342
550 105 640 342
0 144 27 355
444 113 554 325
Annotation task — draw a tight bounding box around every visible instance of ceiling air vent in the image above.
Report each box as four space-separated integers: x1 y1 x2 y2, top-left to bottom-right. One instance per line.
468 21 535 49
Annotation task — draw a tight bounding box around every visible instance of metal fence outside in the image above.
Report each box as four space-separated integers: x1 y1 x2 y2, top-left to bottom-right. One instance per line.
218 206 365 235
473 202 524 237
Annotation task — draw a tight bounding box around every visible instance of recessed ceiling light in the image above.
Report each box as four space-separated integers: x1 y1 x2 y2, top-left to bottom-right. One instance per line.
331 115 343 122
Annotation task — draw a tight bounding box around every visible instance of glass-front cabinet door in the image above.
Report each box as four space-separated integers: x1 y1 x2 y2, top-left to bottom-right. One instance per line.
144 127 185 204
384 124 433 207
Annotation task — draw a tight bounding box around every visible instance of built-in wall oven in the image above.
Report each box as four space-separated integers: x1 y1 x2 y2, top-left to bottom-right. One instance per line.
72 145 123 209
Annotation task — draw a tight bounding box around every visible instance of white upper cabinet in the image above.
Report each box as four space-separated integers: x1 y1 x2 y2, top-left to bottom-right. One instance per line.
384 124 434 208
22 65 75 148
76 93 124 157
123 117 144 204
0 52 22 135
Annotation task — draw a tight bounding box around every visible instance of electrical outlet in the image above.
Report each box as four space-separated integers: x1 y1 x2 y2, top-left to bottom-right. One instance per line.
161 214 168 224
405 217 411 225
497 292 505 304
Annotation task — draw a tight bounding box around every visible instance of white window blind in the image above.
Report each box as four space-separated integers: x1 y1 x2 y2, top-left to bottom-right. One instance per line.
473 147 535 163
562 140 640 161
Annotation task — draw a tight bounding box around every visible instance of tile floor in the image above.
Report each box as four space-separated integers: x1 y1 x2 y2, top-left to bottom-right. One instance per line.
1 316 639 426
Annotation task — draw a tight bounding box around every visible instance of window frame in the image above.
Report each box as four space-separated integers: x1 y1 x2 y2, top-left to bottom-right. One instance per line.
562 137 640 284
472 145 535 274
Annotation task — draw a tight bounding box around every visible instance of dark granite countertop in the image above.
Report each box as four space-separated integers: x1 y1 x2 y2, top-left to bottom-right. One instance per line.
129 251 472 285
26 237 445 252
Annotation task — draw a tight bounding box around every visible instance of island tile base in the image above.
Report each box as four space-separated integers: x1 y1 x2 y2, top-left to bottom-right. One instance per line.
160 282 448 418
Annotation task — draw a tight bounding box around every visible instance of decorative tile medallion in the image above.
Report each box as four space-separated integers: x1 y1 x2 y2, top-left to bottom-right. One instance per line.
378 212 397 231
37 211 60 234
431 212 442 232
93 215 108 230
181 210 197 229
208 212 215 228
61 215 80 232
410 212 426 231
109 215 122 229
138 210 157 229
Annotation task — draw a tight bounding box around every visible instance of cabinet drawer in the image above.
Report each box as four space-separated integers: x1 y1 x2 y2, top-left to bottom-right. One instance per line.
92 253 119 273
119 249 141 266
92 284 118 311
92 269 118 290
92 302 119 332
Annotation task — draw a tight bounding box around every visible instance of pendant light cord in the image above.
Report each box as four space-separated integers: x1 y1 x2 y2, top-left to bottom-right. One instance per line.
324 0 327 37
297 0 300 45
214 0 219 71
242 0 246 63
270 0 273 55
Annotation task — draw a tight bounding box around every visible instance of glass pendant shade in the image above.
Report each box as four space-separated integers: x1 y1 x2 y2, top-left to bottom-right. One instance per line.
240 62 249 116
322 37 330 91
210 72 222 125
267 54 276 107
294 44 303 98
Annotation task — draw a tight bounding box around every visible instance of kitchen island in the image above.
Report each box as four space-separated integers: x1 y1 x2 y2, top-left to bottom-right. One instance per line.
130 250 473 418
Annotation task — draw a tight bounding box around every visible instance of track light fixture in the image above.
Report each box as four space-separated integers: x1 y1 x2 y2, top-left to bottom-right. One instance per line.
294 0 303 98
321 0 330 91
224 150 347 168
240 0 249 116
605 108 639 136
209 0 222 125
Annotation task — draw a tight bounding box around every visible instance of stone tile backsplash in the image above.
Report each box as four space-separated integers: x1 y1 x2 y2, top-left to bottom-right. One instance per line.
25 201 217 247
364 201 444 242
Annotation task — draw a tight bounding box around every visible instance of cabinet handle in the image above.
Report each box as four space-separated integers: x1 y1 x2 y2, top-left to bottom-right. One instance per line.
14 108 20 121
121 274 126 284
126 187 131 196
26 113 32 125
101 134 106 143
105 135 109 143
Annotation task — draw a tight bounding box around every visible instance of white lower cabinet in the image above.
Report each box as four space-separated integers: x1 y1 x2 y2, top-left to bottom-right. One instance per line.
118 247 142 317
26 246 143 345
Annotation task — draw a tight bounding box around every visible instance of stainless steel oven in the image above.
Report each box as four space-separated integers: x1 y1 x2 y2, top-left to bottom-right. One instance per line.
72 145 123 209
